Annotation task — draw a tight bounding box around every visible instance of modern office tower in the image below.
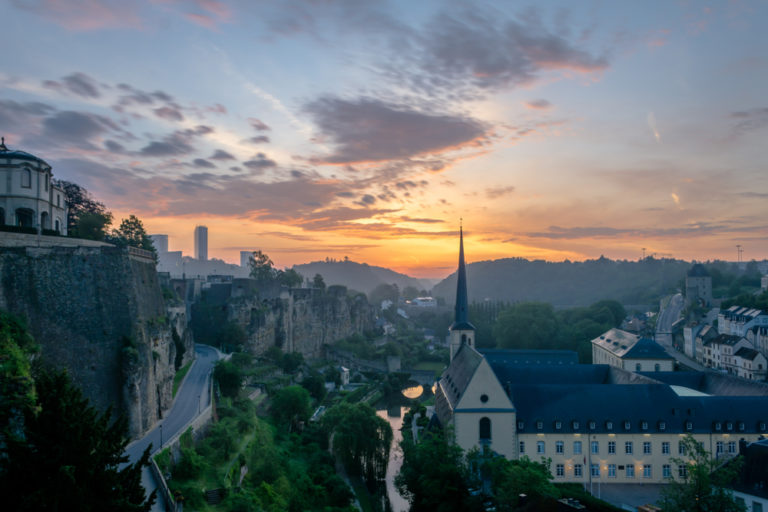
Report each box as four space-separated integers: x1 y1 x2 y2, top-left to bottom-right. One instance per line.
149 234 169 253
194 225 208 261
240 250 252 268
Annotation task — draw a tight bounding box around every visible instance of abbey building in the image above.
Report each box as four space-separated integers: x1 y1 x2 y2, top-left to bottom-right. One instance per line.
435 230 768 484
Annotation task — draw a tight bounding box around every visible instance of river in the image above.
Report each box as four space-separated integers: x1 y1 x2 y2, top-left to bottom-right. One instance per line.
376 405 410 512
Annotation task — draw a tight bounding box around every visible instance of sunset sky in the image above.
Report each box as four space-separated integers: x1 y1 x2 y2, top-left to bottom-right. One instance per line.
2 0 767 277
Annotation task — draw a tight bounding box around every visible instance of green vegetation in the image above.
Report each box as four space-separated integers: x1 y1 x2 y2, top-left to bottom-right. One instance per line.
107 214 157 256
660 434 745 512
173 360 193 398
0 310 154 511
59 180 113 240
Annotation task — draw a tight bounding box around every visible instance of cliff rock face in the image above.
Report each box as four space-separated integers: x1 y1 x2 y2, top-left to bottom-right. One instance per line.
227 287 375 358
0 245 194 438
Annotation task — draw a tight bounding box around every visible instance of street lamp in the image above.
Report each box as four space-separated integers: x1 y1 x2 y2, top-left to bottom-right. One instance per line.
159 423 163 449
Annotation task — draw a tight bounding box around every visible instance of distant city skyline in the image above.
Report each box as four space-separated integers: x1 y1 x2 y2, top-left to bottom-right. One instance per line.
1 1 767 278
194 225 208 261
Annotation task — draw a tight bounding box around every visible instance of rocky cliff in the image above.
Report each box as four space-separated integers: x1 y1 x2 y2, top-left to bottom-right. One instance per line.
225 286 375 358
0 243 194 438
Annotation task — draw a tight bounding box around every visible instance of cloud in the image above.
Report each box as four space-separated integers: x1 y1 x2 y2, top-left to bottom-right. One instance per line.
210 149 235 160
10 0 142 30
104 140 124 153
192 158 215 168
0 100 55 131
154 106 184 122
305 97 487 163
522 222 767 241
524 99 552 110
400 216 445 224
246 135 270 144
41 110 122 148
731 107 768 134
485 185 515 199
243 152 277 171
43 72 102 98
139 125 213 157
249 118 271 131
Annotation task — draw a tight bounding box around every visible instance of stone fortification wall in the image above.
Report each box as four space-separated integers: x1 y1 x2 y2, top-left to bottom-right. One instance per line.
226 287 375 359
0 244 194 438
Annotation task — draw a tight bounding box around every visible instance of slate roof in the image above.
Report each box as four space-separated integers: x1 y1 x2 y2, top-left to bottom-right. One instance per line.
622 338 674 360
480 349 578 368
437 344 483 410
735 347 762 361
450 226 475 332
705 334 743 347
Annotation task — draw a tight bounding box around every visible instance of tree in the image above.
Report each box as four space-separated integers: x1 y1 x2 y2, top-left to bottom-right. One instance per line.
369 283 399 307
0 370 155 511
279 351 304 374
249 250 276 283
278 268 303 288
402 285 420 301
269 385 311 432
219 321 247 352
312 273 326 290
108 215 156 256
484 456 559 510
493 302 561 350
59 180 113 239
660 434 745 512
214 360 243 398
396 429 471 511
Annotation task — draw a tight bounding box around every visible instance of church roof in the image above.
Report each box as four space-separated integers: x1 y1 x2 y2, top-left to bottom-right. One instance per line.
481 349 578 369
622 337 674 360
438 344 482 410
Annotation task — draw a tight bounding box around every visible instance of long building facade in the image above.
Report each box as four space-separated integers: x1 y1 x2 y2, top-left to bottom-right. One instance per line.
435 233 768 485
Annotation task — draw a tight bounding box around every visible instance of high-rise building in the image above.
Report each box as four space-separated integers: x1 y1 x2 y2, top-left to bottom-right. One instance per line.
149 234 168 253
194 226 208 261
240 251 252 268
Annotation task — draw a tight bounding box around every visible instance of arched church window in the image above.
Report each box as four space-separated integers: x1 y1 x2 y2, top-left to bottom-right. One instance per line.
461 334 467 344
479 417 491 441
55 219 60 233
0 208 4 225
22 168 31 188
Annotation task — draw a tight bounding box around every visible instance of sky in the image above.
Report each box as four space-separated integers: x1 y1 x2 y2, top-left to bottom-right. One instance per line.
1 0 767 278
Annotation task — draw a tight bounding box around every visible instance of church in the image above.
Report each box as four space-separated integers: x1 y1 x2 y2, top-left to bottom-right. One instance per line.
435 229 768 484
0 138 68 235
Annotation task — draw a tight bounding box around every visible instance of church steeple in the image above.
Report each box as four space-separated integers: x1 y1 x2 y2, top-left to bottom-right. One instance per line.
449 221 475 361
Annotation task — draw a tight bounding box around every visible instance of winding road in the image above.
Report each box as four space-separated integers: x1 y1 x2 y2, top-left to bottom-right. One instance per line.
655 293 706 371
124 344 221 510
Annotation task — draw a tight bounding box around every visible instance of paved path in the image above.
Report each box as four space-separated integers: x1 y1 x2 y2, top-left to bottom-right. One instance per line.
655 294 707 371
124 344 221 510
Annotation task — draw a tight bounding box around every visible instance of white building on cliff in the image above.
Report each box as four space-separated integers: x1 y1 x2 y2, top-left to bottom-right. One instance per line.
0 138 67 235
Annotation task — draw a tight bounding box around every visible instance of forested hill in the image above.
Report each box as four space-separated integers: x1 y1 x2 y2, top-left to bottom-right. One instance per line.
433 257 692 306
293 260 435 296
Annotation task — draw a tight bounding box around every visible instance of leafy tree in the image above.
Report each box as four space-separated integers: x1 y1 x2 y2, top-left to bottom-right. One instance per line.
493 302 561 350
279 351 304 374
249 250 276 283
0 370 155 511
322 402 392 486
484 455 559 510
220 321 247 352
59 180 113 239
300 371 327 402
369 283 399 307
278 268 303 288
660 434 745 512
270 385 311 432
396 429 471 512
214 360 243 398
402 285 420 301
312 273 326 290
108 215 156 256
0 311 38 445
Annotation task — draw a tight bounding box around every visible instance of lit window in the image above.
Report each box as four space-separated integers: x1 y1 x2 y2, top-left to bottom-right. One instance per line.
643 442 651 455
608 441 616 454
556 441 564 454
537 441 545 454
625 441 633 455
573 441 582 455
556 464 564 477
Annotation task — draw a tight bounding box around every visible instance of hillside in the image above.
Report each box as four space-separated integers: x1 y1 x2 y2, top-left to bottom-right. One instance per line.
432 257 693 307
293 260 436 296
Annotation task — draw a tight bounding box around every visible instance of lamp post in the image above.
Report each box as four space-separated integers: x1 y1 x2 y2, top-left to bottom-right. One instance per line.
159 423 163 449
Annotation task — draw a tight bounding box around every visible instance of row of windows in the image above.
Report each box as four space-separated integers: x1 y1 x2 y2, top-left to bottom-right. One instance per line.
519 419 765 433
521 440 738 456
553 463 688 479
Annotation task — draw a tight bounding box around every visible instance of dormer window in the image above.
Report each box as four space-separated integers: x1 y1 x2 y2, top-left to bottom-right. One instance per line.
572 421 579 430
606 421 613 431
738 422 745 432
517 421 525 430
641 421 648 431
589 421 596 431
714 422 722 432
624 421 631 431
760 422 767 432
658 421 666 431
536 421 543 431
726 422 733 432
555 421 562 430
686 421 693 431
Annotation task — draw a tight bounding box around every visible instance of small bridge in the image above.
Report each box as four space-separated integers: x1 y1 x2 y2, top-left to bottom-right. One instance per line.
325 346 440 385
